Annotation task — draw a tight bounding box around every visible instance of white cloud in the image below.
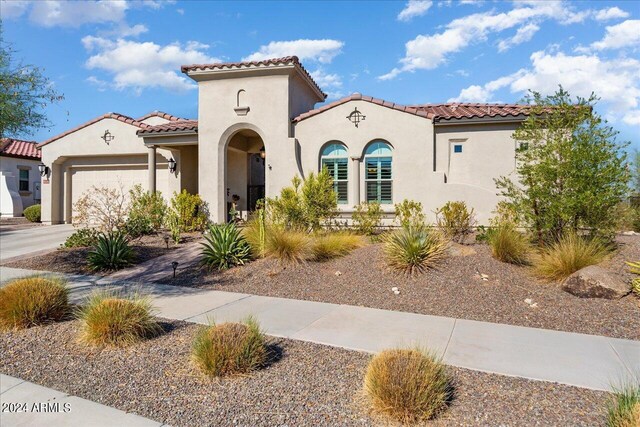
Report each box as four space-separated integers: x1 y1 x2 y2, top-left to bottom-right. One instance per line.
497 23 540 52
594 7 629 21
82 36 220 93
397 0 433 22
310 69 344 100
86 76 109 92
623 110 640 126
242 39 344 64
0 0 30 18
590 20 640 51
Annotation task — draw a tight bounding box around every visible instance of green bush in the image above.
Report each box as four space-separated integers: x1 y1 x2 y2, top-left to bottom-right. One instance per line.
265 227 313 264
166 190 208 234
394 199 425 229
311 232 363 261
435 201 476 244
191 318 267 377
87 232 134 271
0 277 69 329
77 292 160 347
363 348 451 424
383 227 448 275
626 261 640 297
242 207 267 258
23 204 41 222
606 383 640 427
126 184 167 237
201 223 251 271
488 222 531 265
352 202 383 235
63 228 99 248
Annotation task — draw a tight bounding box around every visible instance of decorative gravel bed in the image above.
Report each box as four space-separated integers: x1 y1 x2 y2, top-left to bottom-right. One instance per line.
0 319 607 426
160 235 640 341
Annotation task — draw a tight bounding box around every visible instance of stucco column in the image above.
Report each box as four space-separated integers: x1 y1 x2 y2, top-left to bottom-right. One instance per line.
350 156 361 206
148 145 156 193
64 167 73 224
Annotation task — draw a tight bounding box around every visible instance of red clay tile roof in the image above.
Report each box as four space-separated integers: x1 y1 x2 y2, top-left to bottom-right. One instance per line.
38 113 150 147
0 138 41 159
137 120 198 135
181 56 326 99
136 111 186 122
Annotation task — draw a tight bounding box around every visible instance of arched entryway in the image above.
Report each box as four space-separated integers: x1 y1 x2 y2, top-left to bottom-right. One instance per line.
225 129 265 221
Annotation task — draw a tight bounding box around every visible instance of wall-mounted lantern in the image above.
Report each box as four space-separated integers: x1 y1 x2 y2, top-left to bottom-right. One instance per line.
168 158 177 173
259 146 266 159
38 163 49 177
101 130 114 144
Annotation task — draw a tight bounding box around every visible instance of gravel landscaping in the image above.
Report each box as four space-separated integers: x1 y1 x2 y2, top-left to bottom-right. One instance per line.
159 235 640 341
0 319 608 426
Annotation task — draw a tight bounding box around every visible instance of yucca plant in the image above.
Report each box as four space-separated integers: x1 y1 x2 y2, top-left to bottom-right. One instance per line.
201 223 251 271
383 226 448 275
607 383 640 427
0 276 69 329
626 261 640 297
87 232 134 271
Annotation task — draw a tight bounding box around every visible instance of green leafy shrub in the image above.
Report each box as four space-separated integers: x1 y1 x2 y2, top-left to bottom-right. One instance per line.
394 199 425 229
383 227 448 275
87 232 134 271
63 228 99 248
201 223 251 271
0 277 69 329
533 233 612 281
435 201 476 243
77 293 160 347
627 261 640 297
265 227 313 264
312 232 363 261
191 318 267 377
488 222 531 265
126 185 167 237
363 348 451 424
166 190 208 234
23 204 41 222
352 202 383 235
606 383 640 427
242 207 267 258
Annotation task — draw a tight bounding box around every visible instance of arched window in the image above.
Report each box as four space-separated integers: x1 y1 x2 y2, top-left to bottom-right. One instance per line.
320 142 348 204
364 141 392 204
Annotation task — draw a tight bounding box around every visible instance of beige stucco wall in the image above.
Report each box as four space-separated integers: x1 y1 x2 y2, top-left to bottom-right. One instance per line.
0 156 41 216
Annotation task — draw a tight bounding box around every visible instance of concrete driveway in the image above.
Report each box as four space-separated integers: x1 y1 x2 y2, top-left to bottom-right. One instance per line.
0 224 75 262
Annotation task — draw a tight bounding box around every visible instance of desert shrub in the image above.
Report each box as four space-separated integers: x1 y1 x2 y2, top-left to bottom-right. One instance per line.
488 222 531 265
201 223 251 271
352 202 383 235
533 233 612 281
77 293 160 347
265 227 313 264
242 207 268 258
125 184 167 237
394 199 425 229
191 318 267 377
73 185 128 232
166 190 208 234
267 170 337 231
383 227 448 275
0 277 69 329
627 261 640 297
312 232 363 261
87 232 134 271
63 228 99 248
607 383 640 427
363 348 451 424
23 204 41 222
435 201 476 243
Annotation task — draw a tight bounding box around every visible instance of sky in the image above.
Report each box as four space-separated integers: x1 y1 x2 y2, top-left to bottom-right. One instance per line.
1 0 639 147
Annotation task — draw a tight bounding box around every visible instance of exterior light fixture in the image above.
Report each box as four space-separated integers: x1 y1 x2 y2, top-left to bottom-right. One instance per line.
101 130 114 144
168 158 177 173
38 163 49 177
259 146 266 159
163 234 170 249
171 261 179 278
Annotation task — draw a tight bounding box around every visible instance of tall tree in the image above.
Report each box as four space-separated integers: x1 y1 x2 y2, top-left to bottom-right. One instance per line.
0 28 63 138
495 87 629 242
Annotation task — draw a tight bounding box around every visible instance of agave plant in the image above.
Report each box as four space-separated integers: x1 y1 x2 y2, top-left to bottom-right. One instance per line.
201 223 251 271
87 232 134 271
383 226 448 275
627 261 640 297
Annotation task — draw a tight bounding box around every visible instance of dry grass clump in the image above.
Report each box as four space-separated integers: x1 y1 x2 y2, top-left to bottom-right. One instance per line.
363 348 452 424
607 384 640 427
77 293 161 347
312 232 364 261
0 277 69 330
383 227 448 275
191 318 267 377
488 223 531 265
265 228 313 264
533 233 612 281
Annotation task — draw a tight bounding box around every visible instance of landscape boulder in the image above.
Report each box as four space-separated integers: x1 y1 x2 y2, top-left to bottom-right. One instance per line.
562 265 630 299
447 242 477 257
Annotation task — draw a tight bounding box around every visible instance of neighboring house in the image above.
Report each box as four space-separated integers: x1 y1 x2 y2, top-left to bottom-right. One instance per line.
38 56 531 226
0 138 41 217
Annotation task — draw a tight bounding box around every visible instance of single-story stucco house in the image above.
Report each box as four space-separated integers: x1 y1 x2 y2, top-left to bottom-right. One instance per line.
38 56 532 226
0 138 42 217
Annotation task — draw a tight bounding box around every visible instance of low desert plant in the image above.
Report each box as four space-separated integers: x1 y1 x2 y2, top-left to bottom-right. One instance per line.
435 201 477 243
242 207 267 258
63 228 99 248
352 202 383 235
87 232 134 271
383 227 448 275
265 227 313 264
77 293 160 347
394 199 425 229
73 184 128 232
23 204 41 222
201 223 251 271
191 318 267 377
627 261 640 297
166 190 208 233
127 184 167 235
533 233 612 281
0 277 69 329
606 383 640 427
312 232 363 261
363 348 452 424
488 222 531 265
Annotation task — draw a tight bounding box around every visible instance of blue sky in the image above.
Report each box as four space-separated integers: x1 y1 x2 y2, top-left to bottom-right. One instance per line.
2 0 639 147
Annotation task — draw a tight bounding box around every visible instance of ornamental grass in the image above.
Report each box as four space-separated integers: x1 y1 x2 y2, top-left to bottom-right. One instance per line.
0 276 69 330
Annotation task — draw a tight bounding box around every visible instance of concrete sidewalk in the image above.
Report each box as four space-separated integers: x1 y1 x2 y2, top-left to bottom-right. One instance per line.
1 266 639 392
0 374 166 427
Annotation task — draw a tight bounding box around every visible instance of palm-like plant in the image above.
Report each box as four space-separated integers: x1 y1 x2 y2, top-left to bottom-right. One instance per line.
201 223 251 271
87 232 134 271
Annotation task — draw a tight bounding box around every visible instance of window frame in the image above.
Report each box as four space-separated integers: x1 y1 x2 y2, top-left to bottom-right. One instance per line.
364 141 393 204
320 143 349 205
18 169 29 192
